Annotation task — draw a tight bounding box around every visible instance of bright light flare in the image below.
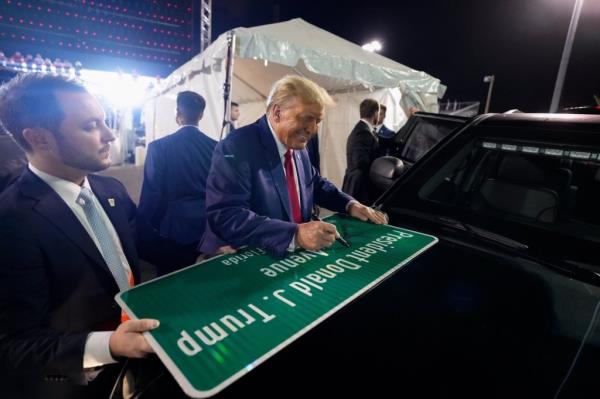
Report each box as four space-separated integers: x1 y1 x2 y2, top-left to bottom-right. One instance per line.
362 40 383 52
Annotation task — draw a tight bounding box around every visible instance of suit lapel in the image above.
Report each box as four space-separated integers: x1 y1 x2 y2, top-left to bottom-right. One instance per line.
258 117 292 221
19 170 114 281
295 150 310 222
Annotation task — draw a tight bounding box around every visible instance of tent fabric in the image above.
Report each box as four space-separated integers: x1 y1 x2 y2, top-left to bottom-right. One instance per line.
143 18 445 187
235 18 444 97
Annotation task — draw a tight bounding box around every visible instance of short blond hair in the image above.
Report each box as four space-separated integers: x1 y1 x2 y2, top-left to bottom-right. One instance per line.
266 75 335 113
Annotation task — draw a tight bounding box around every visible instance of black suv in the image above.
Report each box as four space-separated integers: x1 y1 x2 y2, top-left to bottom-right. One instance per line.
374 112 600 397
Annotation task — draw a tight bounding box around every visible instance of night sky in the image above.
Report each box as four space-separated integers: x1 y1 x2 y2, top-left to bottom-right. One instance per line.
212 0 600 113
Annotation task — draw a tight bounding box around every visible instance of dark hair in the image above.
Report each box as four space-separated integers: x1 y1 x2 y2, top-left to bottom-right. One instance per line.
379 104 387 111
231 101 239 107
359 98 380 119
177 91 206 123
0 73 88 152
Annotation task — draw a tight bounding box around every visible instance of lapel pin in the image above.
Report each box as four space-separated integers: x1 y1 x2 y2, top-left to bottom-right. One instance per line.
108 198 116 207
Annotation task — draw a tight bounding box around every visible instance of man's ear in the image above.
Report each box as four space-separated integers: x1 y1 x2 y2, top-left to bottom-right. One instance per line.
272 105 282 123
22 128 53 151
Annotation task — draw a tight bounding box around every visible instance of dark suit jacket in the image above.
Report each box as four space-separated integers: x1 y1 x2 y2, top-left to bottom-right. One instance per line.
0 169 141 398
138 126 217 246
199 116 353 257
306 134 320 173
342 120 380 204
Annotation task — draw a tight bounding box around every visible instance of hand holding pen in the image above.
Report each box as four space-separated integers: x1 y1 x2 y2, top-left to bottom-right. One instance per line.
311 211 351 248
295 206 349 251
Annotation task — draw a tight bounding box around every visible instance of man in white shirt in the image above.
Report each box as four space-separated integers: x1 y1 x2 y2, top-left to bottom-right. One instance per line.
0 73 159 398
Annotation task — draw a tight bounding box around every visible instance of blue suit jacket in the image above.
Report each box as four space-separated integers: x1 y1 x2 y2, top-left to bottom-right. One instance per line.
138 126 216 245
200 116 354 257
377 124 396 139
0 169 141 396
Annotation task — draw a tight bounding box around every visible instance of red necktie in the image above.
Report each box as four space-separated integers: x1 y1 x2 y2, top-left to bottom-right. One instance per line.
284 149 302 223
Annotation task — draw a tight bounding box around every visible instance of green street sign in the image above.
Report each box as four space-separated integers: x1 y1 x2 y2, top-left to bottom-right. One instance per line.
116 215 437 398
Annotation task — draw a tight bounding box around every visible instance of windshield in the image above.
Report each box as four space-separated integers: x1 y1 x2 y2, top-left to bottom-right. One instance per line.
386 127 600 268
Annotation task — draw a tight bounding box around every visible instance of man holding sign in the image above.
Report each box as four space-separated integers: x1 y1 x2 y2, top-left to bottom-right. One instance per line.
200 75 387 257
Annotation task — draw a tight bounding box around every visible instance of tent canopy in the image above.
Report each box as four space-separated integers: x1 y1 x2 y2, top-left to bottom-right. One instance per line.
143 18 445 186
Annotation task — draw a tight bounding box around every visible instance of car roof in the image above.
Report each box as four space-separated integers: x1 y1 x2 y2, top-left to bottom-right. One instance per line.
469 113 600 147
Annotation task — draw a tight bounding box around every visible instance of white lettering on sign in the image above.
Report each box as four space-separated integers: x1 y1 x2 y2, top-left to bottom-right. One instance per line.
260 250 327 277
221 248 267 266
177 303 276 356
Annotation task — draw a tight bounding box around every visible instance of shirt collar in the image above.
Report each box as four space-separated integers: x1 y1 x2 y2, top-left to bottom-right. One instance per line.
28 163 92 205
266 116 290 159
360 118 375 132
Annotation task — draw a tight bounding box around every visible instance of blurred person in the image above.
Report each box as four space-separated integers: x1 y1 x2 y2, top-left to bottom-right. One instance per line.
375 104 396 156
223 101 240 133
306 134 320 172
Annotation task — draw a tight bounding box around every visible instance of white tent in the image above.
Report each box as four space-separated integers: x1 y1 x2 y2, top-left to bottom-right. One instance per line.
143 18 445 187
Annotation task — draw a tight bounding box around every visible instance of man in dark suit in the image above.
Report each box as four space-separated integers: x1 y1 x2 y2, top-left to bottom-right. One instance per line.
306 134 320 172
138 91 217 269
342 98 381 204
200 75 387 257
0 74 159 398
223 101 240 135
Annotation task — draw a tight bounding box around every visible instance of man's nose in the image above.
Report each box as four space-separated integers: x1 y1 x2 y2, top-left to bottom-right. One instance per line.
307 120 318 134
101 124 116 142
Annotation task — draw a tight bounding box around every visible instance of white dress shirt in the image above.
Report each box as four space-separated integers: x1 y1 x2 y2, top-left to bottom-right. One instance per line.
28 164 130 374
265 121 357 251
360 118 379 141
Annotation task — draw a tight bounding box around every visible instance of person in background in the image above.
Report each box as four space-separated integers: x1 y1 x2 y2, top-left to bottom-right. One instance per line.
223 101 240 134
342 98 381 204
306 134 321 172
138 91 220 272
375 104 396 156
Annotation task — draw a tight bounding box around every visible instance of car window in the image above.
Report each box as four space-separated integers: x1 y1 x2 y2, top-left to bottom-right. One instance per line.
400 118 461 163
418 137 600 234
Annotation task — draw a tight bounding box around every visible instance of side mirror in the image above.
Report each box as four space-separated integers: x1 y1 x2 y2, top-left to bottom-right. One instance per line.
369 156 405 191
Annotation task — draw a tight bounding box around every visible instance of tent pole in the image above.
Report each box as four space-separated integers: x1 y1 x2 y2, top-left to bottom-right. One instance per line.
220 31 236 141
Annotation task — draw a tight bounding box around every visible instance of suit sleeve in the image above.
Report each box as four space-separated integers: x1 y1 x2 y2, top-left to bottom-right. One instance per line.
138 141 166 230
0 211 88 376
205 141 297 257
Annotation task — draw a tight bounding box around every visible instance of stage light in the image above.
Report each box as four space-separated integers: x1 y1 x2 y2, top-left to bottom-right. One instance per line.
362 40 383 52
